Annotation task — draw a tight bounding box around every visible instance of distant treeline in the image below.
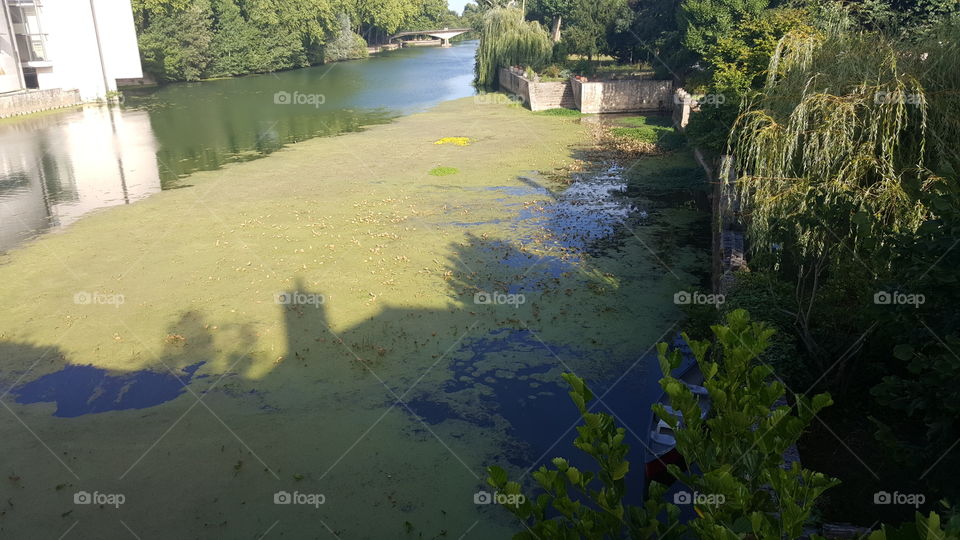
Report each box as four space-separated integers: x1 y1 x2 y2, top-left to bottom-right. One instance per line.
131 0 465 82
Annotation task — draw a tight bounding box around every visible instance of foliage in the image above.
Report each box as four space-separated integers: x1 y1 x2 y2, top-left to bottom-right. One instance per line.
684 8 815 152
866 509 960 539
867 193 960 501
609 115 684 149
655 309 838 539
324 14 369 63
488 310 840 539
560 0 632 61
487 372 685 540
132 0 460 81
137 1 214 82
719 8 960 517
679 0 771 58
474 7 553 87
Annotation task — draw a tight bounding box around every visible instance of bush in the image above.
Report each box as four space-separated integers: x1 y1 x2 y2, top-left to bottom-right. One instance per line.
324 14 368 63
488 310 839 539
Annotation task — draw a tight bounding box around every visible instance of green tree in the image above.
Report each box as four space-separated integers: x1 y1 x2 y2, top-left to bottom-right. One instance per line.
324 13 369 62
137 0 214 81
561 0 631 61
474 7 552 86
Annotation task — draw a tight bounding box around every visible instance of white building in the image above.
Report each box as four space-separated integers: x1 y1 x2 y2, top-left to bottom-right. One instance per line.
0 0 143 100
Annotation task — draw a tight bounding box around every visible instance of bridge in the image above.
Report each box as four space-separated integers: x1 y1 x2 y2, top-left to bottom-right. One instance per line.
389 28 471 47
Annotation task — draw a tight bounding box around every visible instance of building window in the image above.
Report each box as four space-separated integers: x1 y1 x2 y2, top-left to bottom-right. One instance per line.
8 1 48 63
22 67 38 88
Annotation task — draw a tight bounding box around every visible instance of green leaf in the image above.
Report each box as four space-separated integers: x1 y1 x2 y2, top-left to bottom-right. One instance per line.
893 344 915 360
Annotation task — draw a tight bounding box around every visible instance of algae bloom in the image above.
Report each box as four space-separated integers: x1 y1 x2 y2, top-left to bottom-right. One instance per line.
434 137 472 146
429 166 459 176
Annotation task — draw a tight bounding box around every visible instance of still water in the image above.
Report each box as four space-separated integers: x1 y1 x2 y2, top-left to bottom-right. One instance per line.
0 41 477 252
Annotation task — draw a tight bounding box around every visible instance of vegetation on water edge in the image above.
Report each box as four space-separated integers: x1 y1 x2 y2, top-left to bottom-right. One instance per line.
132 0 465 81
609 116 683 150
489 311 960 539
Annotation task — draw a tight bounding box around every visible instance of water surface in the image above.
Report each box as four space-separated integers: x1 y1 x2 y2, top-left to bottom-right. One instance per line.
0 41 478 252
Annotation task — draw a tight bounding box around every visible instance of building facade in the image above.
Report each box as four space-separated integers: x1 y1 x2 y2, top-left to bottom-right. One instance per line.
0 0 142 100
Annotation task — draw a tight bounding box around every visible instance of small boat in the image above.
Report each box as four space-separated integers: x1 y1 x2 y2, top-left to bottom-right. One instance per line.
644 359 711 487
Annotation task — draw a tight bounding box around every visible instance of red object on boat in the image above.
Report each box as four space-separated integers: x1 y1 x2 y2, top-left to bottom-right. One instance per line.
644 447 687 486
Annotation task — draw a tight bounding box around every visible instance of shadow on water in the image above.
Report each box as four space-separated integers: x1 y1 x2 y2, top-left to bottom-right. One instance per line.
1 146 711 532
6 311 261 417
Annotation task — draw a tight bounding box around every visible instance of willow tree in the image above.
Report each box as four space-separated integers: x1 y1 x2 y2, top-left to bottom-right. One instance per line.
474 7 553 87
722 8 959 368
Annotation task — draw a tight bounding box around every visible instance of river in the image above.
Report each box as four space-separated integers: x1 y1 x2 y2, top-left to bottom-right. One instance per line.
0 41 477 253
0 41 711 538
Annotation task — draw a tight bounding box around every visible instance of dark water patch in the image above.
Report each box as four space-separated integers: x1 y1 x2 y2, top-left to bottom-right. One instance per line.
404 330 697 505
12 362 204 417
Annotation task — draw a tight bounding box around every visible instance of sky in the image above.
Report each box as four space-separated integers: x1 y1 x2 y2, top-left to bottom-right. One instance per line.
449 0 472 15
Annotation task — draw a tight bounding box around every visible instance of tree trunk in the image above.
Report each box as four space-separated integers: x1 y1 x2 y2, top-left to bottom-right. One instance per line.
551 15 562 43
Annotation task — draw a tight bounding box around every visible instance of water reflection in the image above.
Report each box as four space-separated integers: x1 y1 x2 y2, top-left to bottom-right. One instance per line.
0 106 162 251
0 41 478 253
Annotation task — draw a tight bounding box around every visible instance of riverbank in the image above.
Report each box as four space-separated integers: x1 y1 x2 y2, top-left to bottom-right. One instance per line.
0 97 709 538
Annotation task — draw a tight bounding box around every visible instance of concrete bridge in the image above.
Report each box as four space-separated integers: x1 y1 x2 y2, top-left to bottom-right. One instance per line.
389 28 471 47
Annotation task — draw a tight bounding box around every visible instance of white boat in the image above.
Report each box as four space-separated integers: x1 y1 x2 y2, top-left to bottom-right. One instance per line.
644 359 711 486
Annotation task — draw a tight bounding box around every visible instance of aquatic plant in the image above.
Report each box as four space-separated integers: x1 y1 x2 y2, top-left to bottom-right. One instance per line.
474 7 553 87
434 137 473 146
429 166 459 176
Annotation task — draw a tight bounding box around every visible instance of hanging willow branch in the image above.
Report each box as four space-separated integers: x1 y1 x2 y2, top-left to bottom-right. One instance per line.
724 23 944 261
474 7 553 87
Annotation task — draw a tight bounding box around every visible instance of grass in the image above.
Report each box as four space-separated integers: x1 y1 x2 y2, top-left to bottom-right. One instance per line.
428 166 459 176
533 108 583 117
610 115 685 150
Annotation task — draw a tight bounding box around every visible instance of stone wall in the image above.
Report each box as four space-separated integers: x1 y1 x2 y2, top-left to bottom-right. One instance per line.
499 67 673 113
498 68 575 111
0 89 83 119
572 78 673 114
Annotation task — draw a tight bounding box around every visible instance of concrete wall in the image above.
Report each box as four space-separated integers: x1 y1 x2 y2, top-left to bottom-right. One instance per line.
527 80 575 111
499 68 576 111
0 87 81 118
573 78 673 114
500 68 575 111
499 67 673 113
1 0 142 100
33 0 143 100
673 88 694 130
0 3 23 93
